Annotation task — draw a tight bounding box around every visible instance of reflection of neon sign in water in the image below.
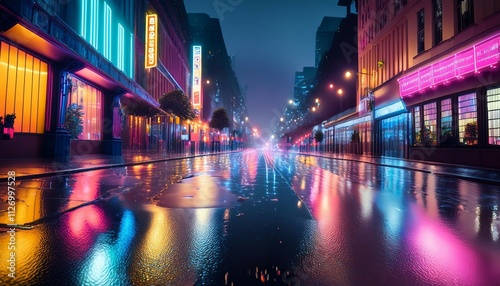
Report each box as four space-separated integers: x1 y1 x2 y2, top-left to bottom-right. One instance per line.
407 206 490 285
79 210 136 284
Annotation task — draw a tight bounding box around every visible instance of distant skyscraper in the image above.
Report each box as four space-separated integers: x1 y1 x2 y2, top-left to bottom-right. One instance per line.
315 17 343 68
293 66 316 111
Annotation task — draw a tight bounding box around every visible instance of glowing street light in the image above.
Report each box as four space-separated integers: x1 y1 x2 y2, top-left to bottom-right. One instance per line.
312 107 317 112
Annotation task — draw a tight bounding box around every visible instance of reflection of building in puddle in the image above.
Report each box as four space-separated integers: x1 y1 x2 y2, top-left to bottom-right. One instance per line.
0 221 45 281
0 185 42 225
475 191 499 242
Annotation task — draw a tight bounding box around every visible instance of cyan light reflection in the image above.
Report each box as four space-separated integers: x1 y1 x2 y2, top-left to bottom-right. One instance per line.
376 192 404 243
79 210 136 285
376 167 407 245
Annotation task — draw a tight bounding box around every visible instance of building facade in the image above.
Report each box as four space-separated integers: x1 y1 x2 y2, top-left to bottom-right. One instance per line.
188 13 247 148
356 0 500 168
0 0 192 160
315 17 343 68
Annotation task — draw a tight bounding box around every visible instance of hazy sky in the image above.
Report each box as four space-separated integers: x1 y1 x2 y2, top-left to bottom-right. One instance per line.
183 0 349 136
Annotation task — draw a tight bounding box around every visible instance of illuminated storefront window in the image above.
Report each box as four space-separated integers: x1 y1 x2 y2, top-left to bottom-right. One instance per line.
0 41 48 134
440 98 453 145
458 93 477 145
68 75 103 140
413 106 421 146
487 88 500 145
423 102 437 146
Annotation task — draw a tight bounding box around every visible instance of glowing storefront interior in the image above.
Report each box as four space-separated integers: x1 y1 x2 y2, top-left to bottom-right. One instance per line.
0 40 48 134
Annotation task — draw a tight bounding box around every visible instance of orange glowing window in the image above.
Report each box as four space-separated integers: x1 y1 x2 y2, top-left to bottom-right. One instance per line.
0 40 48 134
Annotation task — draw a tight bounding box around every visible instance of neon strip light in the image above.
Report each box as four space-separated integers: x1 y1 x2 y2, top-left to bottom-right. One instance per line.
81 0 87 38
375 100 407 119
399 33 500 98
130 33 134 77
335 115 371 129
104 3 112 59
118 23 124 70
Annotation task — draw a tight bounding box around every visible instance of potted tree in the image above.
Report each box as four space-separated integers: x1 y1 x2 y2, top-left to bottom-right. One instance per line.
440 127 454 146
65 103 84 139
3 113 16 139
418 126 433 147
464 122 478 145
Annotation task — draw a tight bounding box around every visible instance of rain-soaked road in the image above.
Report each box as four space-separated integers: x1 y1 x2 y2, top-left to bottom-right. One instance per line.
1 150 500 285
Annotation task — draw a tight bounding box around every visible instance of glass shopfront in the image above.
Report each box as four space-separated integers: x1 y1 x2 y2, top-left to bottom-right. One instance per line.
0 40 48 134
67 75 103 140
378 113 410 158
487 87 500 145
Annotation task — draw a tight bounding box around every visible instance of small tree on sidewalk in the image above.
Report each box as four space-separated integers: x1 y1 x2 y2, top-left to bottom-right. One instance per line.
159 90 195 121
314 130 324 152
209 108 231 151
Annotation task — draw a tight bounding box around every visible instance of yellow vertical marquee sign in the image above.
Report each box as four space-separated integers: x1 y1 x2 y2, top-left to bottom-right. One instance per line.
192 45 202 109
145 14 157 69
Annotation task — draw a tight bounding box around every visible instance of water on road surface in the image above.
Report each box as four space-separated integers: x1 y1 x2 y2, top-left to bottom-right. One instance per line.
1 150 499 285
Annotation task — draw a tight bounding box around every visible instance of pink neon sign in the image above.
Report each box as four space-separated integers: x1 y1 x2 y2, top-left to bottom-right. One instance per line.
400 71 419 96
475 37 500 70
399 33 500 98
433 56 455 85
419 65 433 89
455 47 475 77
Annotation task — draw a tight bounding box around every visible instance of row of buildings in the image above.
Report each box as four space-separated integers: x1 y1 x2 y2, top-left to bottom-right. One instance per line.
286 0 500 169
0 0 247 160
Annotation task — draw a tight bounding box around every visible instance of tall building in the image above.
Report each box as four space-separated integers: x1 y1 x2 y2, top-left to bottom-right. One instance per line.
315 17 343 68
294 67 317 111
188 13 246 131
354 0 500 168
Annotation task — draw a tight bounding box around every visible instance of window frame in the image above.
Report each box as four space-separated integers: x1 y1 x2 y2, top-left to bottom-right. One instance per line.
417 9 425 53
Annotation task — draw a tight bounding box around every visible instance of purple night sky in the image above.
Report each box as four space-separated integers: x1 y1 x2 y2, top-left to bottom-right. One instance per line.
183 0 349 137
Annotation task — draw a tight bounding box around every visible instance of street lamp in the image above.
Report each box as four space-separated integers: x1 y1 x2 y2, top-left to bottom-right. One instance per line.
337 88 343 111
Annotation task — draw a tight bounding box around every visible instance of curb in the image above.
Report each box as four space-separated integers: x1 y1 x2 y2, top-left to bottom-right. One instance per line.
295 152 500 185
0 151 240 182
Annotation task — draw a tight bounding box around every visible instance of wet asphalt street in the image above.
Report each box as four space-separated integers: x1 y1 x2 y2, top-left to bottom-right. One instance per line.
1 149 500 285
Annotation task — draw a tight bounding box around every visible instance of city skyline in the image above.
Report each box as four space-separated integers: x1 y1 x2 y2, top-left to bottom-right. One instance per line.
183 0 350 134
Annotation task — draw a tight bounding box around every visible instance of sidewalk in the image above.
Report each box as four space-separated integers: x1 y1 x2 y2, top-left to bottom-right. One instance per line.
0 149 499 185
0 149 233 182
296 151 500 185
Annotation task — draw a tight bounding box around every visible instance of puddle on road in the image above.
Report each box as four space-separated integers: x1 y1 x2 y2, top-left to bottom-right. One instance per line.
154 174 240 208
